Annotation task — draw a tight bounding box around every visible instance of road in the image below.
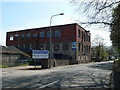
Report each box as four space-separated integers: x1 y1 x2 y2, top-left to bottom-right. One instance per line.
2 61 113 89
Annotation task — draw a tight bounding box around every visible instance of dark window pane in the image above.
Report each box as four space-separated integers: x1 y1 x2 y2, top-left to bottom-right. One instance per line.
40 32 44 38
47 31 52 38
54 43 60 51
55 30 61 37
33 33 38 38
46 43 50 50
62 43 69 50
78 43 80 51
39 44 44 50
20 34 24 38
20 34 24 40
78 29 80 38
27 33 31 38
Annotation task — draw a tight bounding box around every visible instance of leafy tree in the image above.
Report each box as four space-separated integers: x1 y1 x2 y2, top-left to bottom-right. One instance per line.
110 3 120 55
91 35 108 61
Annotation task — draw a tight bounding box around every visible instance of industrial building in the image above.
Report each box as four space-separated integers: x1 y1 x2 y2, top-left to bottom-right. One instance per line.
6 23 91 67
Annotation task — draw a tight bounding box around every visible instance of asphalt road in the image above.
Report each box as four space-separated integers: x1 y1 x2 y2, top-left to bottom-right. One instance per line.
2 61 113 89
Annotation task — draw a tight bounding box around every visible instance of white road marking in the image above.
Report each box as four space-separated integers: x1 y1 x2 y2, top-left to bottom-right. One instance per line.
36 80 59 89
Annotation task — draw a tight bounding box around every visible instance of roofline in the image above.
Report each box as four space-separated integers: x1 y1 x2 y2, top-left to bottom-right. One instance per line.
7 23 79 33
7 23 90 33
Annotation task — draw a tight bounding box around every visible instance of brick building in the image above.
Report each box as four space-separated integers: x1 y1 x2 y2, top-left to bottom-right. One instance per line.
6 23 91 65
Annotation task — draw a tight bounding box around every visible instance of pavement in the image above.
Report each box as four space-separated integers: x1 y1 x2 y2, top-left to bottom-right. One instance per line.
2 61 113 89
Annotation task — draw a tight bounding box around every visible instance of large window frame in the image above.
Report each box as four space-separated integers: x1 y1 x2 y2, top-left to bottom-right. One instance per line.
40 32 44 38
10 35 14 41
78 29 81 38
55 30 61 37
33 33 38 38
27 33 31 38
62 43 69 50
47 31 52 38
20 33 25 40
54 43 60 51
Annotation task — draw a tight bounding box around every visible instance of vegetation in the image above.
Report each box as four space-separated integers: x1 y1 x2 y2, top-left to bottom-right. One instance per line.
91 35 109 61
71 0 120 59
110 3 120 55
0 63 29 68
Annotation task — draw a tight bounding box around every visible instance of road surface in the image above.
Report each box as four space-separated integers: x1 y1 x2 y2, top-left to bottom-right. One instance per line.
2 61 113 89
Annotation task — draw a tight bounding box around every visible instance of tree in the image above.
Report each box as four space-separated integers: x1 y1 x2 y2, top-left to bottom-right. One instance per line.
71 0 120 57
91 35 108 61
110 3 120 55
71 0 120 27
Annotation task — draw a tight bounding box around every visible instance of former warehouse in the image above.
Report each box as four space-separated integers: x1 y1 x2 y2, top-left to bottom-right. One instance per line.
6 23 91 68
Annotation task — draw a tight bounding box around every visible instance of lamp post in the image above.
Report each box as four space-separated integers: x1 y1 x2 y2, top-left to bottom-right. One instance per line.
49 13 64 59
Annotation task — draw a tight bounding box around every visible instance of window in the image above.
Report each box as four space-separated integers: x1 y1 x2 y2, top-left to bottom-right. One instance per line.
78 43 81 51
62 43 69 50
40 32 44 38
46 43 50 50
32 44 37 49
39 44 44 50
27 33 31 38
54 43 60 51
78 29 80 38
26 44 29 48
88 36 90 42
29 44 32 49
47 31 52 38
82 44 83 52
24 44 26 48
17 44 20 48
14 34 19 40
10 35 14 41
82 32 84 39
84 46 86 54
89 46 91 52
33 33 38 38
20 34 24 38
84 34 86 41
55 30 61 37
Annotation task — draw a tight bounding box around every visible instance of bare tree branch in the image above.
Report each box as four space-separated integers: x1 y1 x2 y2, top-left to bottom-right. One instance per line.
78 21 112 25
71 0 120 27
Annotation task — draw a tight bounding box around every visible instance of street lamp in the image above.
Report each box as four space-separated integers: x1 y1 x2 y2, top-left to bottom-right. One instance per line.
49 13 64 59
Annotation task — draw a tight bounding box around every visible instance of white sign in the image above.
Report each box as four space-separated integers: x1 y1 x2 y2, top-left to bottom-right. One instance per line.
32 50 49 59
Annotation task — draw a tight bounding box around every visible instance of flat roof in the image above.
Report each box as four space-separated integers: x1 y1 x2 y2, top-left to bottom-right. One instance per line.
7 23 84 33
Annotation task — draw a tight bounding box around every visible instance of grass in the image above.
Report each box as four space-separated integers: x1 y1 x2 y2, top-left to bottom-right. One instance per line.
15 63 29 67
0 66 9 68
0 63 29 68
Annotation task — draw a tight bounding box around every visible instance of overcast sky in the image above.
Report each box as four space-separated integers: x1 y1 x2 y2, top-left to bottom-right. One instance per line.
1 0 112 46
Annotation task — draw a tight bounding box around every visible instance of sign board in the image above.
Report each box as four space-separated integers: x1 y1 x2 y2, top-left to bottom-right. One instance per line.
72 42 77 51
72 48 76 51
32 50 49 59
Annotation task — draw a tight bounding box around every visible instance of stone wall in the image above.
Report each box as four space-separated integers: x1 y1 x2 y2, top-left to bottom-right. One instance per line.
0 53 29 67
48 59 70 68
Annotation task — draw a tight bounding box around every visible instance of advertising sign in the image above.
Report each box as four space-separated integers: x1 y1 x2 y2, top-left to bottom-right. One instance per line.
32 50 49 59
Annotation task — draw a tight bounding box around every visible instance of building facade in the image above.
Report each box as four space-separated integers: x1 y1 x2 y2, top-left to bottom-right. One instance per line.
6 23 91 64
